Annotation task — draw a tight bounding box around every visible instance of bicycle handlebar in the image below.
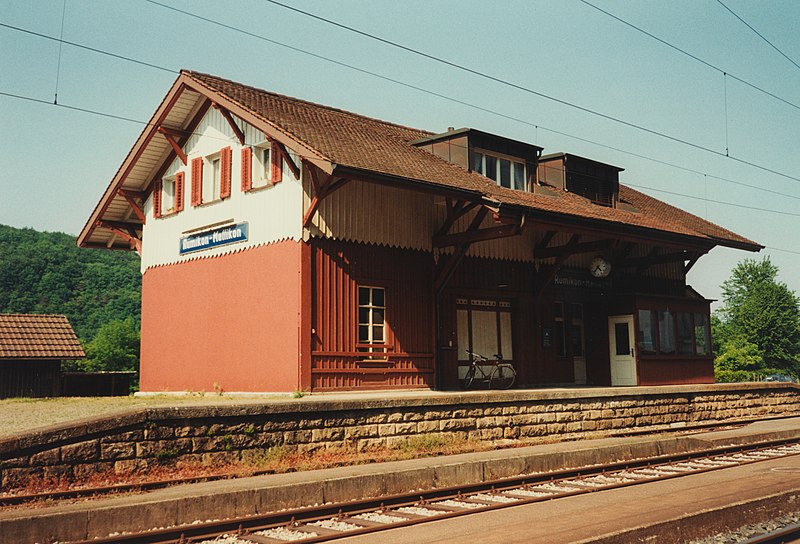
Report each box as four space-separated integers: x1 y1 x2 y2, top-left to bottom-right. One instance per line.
465 350 503 361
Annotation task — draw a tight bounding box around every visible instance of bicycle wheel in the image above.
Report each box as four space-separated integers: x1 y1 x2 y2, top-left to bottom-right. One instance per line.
490 363 516 389
462 365 477 389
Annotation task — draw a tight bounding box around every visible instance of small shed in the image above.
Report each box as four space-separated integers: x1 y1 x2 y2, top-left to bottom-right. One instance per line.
0 314 85 398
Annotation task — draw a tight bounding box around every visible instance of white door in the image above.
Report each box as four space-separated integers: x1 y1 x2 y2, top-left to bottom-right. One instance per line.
608 315 637 386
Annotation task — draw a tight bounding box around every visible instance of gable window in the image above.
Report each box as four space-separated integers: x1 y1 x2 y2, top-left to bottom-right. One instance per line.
154 171 184 218
162 176 176 214
471 151 527 191
253 145 273 189
192 147 231 205
358 286 386 354
204 154 221 202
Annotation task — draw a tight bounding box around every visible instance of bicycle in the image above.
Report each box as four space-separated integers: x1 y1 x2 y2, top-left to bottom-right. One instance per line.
462 350 516 390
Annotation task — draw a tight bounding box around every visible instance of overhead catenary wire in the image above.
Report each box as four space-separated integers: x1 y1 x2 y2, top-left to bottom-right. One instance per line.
139 0 800 189
716 0 800 73
4 17 800 206
5 87 800 223
53 0 67 104
3 8 799 252
579 0 800 114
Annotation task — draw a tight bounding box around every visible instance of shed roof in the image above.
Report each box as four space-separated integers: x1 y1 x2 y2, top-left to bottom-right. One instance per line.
78 70 762 253
0 314 85 360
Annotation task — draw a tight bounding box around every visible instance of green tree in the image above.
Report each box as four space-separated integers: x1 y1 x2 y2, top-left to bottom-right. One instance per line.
716 257 800 377
82 318 140 372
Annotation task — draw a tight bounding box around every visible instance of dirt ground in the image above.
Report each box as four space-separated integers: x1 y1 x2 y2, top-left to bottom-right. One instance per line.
0 395 289 439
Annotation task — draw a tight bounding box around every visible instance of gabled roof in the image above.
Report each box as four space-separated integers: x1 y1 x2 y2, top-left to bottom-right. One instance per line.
78 70 762 253
0 314 85 360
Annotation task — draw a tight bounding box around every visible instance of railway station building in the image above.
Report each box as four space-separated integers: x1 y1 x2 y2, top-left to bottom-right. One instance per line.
78 70 762 393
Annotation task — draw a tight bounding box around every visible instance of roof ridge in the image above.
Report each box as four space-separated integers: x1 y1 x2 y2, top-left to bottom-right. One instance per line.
0 313 70 319
182 70 434 138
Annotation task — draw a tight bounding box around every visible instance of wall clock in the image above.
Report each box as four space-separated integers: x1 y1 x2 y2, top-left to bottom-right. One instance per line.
589 256 611 278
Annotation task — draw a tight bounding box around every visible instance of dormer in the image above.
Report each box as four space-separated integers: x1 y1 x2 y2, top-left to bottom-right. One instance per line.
538 153 623 207
412 128 543 191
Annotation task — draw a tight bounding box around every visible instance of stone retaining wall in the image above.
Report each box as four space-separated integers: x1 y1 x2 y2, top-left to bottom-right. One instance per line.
2 383 799 489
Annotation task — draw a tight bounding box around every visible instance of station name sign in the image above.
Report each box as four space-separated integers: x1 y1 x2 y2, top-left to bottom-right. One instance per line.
553 271 610 290
179 222 248 255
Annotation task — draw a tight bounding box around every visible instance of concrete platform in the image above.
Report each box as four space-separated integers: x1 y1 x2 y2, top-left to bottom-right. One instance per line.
3 416 800 544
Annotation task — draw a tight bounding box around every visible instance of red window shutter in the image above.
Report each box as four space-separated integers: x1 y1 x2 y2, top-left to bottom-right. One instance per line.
241 147 253 192
175 171 185 212
153 179 162 218
191 157 203 206
220 147 232 199
271 142 283 184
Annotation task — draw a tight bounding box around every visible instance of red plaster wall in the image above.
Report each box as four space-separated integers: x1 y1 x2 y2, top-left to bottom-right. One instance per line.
140 241 302 393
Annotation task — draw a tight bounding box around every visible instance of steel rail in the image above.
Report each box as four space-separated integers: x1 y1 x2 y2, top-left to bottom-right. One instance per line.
738 522 800 544
66 436 800 544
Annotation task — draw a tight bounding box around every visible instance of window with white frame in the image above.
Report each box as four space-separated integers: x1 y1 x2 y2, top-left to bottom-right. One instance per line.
358 286 386 353
203 154 221 202
471 151 527 191
253 145 272 188
161 175 176 215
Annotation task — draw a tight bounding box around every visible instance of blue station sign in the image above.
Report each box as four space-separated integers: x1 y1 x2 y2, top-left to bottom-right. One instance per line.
179 222 248 255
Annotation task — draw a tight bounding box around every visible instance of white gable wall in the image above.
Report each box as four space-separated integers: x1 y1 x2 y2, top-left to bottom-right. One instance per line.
141 108 303 272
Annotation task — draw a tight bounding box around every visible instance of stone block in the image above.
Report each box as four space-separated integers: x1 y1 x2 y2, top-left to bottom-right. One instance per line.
114 459 148 474
29 448 59 466
440 418 474 432
403 411 425 421
73 462 113 480
312 427 344 442
42 464 72 481
394 422 417 435
416 420 439 433
192 436 215 453
100 442 135 460
344 425 378 440
143 425 173 440
61 440 99 462
282 429 313 445
201 451 239 465
376 424 396 437
2 466 42 488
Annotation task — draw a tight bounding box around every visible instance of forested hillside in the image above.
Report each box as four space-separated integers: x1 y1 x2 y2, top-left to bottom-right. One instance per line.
0 224 141 347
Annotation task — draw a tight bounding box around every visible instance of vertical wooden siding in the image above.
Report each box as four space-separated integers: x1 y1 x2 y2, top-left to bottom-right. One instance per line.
311 239 434 390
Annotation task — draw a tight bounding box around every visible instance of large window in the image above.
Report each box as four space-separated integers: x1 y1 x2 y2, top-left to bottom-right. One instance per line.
638 310 657 355
694 313 711 356
471 151 527 191
570 303 585 358
677 313 693 355
638 308 712 357
554 302 566 358
456 298 513 377
358 286 386 354
658 311 676 354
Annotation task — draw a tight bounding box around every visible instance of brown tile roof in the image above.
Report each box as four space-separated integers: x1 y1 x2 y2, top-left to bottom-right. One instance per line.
185 70 761 251
0 314 85 360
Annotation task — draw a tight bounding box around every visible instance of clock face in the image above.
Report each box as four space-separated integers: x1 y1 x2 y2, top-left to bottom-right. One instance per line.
590 257 611 278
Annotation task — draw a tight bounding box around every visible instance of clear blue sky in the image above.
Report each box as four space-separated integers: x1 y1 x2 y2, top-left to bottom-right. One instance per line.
2 0 799 305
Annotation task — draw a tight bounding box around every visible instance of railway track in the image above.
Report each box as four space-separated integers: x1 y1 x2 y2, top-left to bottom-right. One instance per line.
66 437 800 544
737 522 800 544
